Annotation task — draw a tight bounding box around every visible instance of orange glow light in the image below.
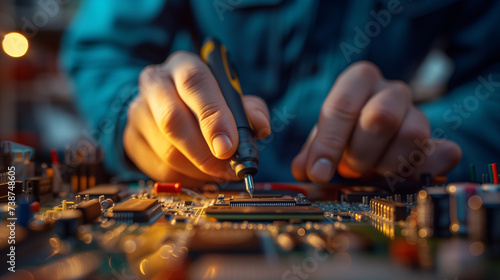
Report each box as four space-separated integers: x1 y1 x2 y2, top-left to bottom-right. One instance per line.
2 32 29 57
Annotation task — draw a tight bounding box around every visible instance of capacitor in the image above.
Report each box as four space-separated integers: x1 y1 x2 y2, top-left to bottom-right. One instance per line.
446 183 478 235
417 187 451 238
467 194 500 257
154 182 181 194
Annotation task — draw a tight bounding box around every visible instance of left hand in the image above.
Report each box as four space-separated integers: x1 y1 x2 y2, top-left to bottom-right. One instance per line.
291 61 461 184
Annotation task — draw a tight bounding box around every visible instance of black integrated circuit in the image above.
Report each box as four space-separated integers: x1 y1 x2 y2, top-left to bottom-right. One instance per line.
206 194 323 221
78 184 129 202
107 198 162 223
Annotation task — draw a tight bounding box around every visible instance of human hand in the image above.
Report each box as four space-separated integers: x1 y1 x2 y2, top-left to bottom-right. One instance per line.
124 51 271 186
292 61 461 184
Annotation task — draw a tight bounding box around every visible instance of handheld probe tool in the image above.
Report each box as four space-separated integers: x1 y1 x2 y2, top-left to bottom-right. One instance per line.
201 38 259 198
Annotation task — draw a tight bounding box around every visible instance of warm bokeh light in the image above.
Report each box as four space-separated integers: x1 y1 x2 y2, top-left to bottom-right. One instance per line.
418 190 427 200
2 32 29 57
448 185 456 193
468 195 483 210
469 241 484 257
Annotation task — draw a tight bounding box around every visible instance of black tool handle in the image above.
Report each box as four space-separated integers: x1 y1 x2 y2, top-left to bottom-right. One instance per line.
201 38 258 178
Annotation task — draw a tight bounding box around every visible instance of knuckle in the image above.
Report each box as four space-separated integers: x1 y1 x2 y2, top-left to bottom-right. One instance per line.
350 61 381 80
364 107 400 130
390 80 412 100
178 66 211 96
139 65 158 88
316 132 344 155
197 101 224 130
157 105 185 137
168 50 193 63
139 65 170 94
322 94 359 123
400 124 430 142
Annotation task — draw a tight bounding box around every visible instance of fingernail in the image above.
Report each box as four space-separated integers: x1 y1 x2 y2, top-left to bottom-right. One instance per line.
212 134 232 157
310 158 333 183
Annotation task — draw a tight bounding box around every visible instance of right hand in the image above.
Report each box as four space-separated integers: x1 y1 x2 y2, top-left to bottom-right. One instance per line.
124 51 271 186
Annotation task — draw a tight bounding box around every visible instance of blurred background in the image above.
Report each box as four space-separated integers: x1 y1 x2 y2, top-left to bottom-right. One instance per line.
1 0 83 165
0 0 452 170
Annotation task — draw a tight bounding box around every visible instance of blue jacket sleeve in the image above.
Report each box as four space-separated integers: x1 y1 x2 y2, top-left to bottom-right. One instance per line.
420 0 500 181
60 0 193 180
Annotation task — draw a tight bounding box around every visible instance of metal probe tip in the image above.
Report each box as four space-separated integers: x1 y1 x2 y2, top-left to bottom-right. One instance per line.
244 174 254 199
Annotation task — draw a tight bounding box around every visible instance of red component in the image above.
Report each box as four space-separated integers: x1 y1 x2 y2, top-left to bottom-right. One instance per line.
255 183 308 196
154 182 181 194
30 201 40 213
389 238 419 267
50 149 59 165
492 163 499 184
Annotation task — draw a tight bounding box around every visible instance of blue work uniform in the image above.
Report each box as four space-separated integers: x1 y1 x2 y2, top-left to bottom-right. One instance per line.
61 0 500 183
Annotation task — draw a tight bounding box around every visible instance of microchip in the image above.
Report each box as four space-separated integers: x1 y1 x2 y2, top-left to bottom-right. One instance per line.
109 199 162 223
208 194 322 221
215 195 312 207
78 184 128 202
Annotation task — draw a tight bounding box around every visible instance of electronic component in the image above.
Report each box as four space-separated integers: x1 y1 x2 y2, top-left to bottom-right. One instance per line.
416 187 451 237
370 198 408 221
467 193 500 256
75 199 101 224
77 184 128 202
446 183 478 234
154 182 181 194
54 210 83 238
207 194 322 220
27 176 53 203
5 138 500 280
107 199 162 223
214 194 311 207
338 186 388 203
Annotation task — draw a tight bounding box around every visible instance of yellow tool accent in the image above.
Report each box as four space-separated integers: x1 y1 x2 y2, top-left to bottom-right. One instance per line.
220 45 243 96
201 40 214 64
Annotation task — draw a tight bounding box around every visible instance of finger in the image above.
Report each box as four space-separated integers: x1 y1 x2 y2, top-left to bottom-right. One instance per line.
139 64 228 176
343 81 411 173
414 139 462 177
128 96 237 181
292 125 318 182
305 61 382 184
373 106 430 175
167 51 238 159
242 95 271 139
123 124 207 187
